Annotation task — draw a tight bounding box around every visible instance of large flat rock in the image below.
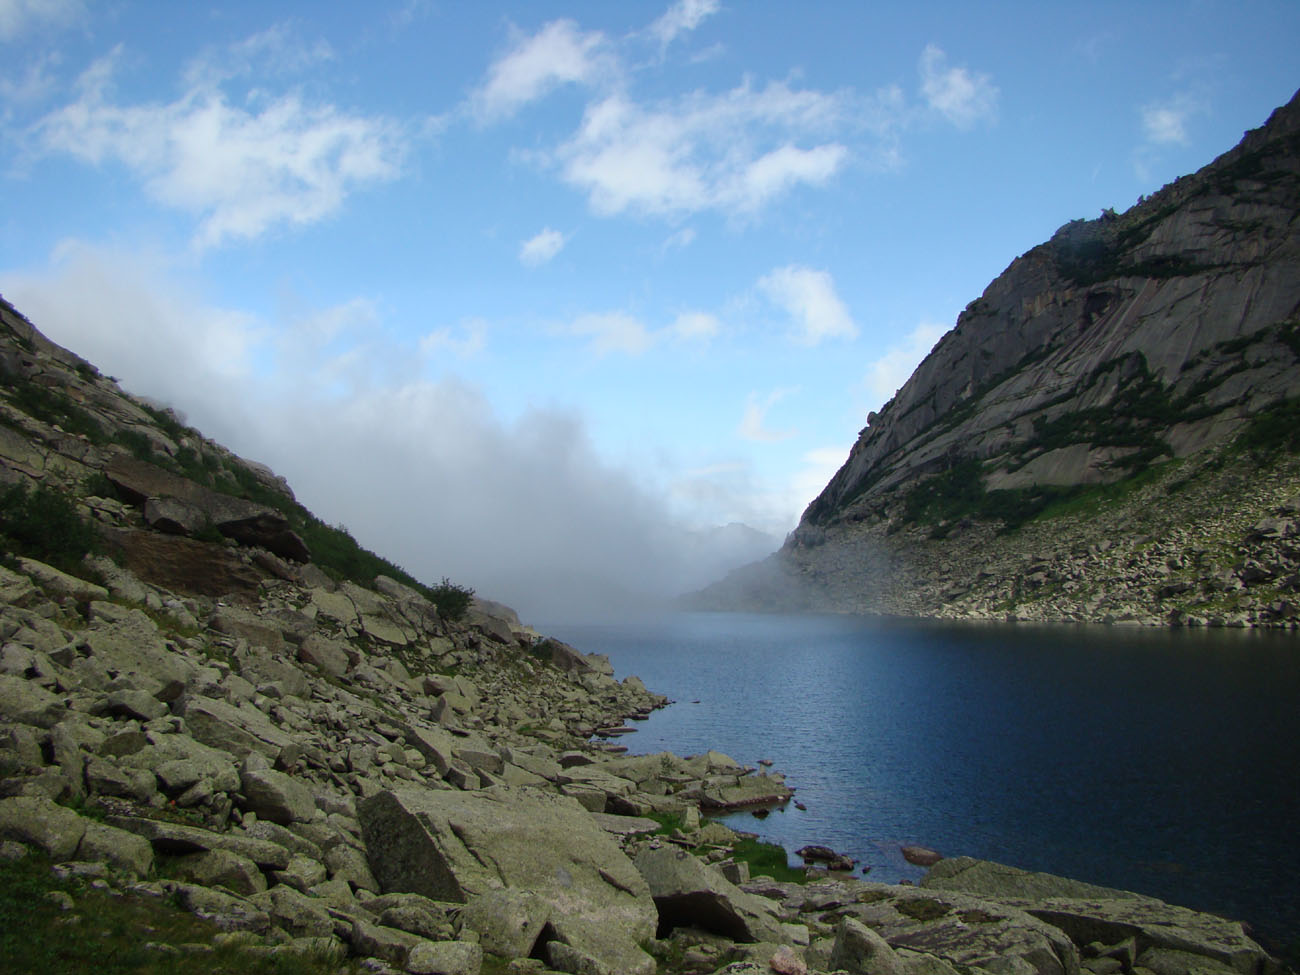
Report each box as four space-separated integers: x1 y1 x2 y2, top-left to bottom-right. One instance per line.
840 885 1080 975
922 858 1271 974
358 785 656 974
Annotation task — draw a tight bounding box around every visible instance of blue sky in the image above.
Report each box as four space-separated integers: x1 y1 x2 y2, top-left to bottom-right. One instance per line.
1 0 1297 617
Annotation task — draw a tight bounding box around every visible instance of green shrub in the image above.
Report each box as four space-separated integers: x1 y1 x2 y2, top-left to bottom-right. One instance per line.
1236 396 1300 455
0 482 99 572
430 577 474 621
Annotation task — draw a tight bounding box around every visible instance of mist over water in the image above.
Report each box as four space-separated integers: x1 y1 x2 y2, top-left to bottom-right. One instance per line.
542 612 1300 955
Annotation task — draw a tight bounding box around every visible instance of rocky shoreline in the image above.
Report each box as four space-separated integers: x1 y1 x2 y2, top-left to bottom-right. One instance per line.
0 551 1290 974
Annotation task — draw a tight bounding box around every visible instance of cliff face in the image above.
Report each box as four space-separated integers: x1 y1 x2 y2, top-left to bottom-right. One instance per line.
694 91 1300 627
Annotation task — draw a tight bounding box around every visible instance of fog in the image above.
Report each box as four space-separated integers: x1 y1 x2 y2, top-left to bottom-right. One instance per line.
1 248 783 622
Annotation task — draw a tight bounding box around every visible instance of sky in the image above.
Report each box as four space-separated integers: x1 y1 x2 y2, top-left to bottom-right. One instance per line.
1 1 1297 620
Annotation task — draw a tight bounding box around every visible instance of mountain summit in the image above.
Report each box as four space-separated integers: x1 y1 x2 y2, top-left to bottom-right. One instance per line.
693 90 1300 627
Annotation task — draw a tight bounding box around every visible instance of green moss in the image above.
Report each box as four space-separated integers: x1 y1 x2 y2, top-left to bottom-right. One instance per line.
896 897 953 921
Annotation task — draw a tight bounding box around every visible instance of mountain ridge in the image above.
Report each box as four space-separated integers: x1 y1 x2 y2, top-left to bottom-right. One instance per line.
692 89 1300 627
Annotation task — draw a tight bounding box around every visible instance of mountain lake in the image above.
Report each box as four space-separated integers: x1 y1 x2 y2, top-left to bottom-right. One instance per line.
541 612 1300 957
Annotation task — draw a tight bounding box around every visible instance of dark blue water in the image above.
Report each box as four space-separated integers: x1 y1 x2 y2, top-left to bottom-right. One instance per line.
542 612 1300 955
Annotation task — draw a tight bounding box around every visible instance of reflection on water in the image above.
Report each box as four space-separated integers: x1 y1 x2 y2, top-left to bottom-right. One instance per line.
542 612 1300 954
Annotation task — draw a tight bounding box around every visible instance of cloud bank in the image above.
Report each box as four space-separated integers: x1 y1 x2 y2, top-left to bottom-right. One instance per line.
0 244 779 621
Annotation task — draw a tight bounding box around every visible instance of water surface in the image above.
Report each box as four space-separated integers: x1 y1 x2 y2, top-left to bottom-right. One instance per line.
542 612 1300 954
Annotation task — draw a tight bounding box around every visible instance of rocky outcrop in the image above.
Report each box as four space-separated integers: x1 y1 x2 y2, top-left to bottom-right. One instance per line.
694 90 1300 628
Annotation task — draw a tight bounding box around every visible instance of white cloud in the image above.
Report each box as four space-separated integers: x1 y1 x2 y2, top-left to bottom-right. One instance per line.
559 307 719 355
758 265 858 345
649 0 720 47
556 80 852 218
563 311 655 356
0 241 263 421
35 46 402 248
0 50 60 104
733 143 848 210
863 320 947 402
183 23 334 88
738 387 799 443
661 227 696 251
420 318 487 359
1141 94 1201 146
668 310 720 342
0 0 84 41
918 44 998 129
471 19 607 122
519 227 566 266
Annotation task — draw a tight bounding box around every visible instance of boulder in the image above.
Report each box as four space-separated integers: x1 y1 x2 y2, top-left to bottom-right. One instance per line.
922 857 1142 902
846 887 1079 975
209 608 286 652
105 815 291 869
459 888 552 958
349 918 426 968
696 772 793 810
797 845 856 871
1026 899 1271 975
79 608 196 691
239 765 316 824
298 633 352 677
0 673 66 728
0 795 88 860
830 916 905 975
170 848 267 895
357 785 657 975
143 496 206 535
105 456 310 561
100 526 265 600
633 844 784 943
249 885 334 938
77 819 155 876
367 892 457 941
175 694 296 759
15 557 109 602
406 940 483 975
271 853 328 892
167 880 271 932
901 845 944 867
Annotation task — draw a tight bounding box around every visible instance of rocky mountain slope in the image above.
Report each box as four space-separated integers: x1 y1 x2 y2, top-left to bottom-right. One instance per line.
0 303 1289 970
694 90 1300 627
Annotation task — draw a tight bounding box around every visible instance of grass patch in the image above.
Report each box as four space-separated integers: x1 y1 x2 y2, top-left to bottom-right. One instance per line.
640 813 808 883
0 850 358 974
729 835 807 884
6 382 109 444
